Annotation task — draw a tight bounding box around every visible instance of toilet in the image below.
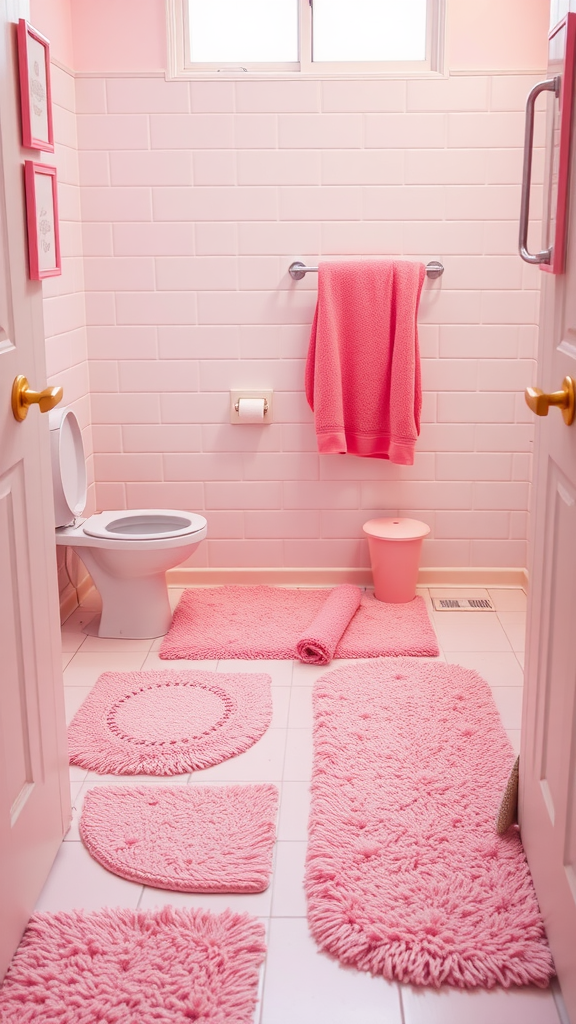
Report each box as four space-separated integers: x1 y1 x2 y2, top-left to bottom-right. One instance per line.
50 407 207 639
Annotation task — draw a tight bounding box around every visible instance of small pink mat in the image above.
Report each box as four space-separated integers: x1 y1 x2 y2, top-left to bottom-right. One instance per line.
306 659 554 989
67 670 272 775
0 907 265 1023
160 586 439 660
80 784 278 892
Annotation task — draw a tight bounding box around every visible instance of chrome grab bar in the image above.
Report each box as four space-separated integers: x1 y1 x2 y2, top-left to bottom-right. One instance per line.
519 76 560 265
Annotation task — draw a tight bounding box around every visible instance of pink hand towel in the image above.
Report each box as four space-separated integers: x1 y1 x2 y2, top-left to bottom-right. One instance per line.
295 584 362 664
305 260 425 465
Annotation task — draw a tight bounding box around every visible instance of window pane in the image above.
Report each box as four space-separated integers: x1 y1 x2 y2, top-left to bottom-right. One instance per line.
313 0 427 62
189 0 298 63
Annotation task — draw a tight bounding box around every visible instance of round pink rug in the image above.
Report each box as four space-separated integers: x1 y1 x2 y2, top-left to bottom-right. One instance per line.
0 907 266 1023
67 670 272 775
80 784 279 892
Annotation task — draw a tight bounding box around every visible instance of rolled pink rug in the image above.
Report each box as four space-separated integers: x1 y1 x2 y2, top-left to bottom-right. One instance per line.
295 584 362 664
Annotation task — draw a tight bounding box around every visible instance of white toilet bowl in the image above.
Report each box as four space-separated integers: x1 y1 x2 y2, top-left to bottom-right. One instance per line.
50 408 207 639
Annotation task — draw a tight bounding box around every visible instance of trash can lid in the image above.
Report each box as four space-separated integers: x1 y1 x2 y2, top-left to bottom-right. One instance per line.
362 517 431 541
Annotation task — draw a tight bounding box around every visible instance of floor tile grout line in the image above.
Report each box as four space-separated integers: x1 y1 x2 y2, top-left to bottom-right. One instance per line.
397 980 407 1024
259 840 282 1020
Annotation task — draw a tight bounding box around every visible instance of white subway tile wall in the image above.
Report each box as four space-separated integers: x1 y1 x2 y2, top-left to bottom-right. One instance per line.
45 72 545 571
44 66 94 596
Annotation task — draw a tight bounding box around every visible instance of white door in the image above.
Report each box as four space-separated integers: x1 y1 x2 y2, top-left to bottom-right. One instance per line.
0 0 70 980
521 52 576 1024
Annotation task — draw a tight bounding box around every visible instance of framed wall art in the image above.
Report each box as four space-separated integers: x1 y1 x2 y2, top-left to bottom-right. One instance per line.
17 19 54 152
24 161 61 280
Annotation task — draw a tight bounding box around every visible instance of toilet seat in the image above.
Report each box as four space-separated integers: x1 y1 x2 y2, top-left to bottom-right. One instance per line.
83 509 206 542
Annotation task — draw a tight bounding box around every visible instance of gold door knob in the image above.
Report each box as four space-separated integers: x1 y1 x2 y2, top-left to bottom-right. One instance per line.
525 376 575 425
11 375 63 422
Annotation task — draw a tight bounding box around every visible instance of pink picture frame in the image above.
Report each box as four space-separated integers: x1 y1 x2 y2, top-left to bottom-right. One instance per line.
24 161 61 280
17 19 54 152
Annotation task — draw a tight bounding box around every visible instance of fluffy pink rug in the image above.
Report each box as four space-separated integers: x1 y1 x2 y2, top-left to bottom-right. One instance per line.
160 586 439 660
306 659 554 989
0 906 265 1023
67 669 272 775
79 784 278 892
295 584 362 664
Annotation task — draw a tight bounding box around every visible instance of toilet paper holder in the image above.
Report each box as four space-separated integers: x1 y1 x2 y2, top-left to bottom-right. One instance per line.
230 390 273 423
234 397 268 414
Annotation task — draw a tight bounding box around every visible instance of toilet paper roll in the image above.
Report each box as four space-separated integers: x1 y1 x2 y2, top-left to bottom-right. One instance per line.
237 397 266 420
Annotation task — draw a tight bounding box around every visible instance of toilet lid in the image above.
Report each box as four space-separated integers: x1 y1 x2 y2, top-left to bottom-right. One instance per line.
83 509 207 541
49 406 87 526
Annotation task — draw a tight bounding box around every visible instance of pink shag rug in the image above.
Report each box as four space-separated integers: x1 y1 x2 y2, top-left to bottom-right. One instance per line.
306 659 554 989
80 783 278 892
67 669 272 775
0 906 265 1023
160 586 439 660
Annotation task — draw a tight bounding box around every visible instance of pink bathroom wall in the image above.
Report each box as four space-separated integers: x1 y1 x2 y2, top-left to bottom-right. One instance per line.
76 70 543 570
446 0 549 72
71 0 166 73
29 0 74 69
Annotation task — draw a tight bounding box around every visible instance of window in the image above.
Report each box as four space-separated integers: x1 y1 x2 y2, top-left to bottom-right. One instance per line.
312 0 427 63
188 0 299 65
167 0 444 77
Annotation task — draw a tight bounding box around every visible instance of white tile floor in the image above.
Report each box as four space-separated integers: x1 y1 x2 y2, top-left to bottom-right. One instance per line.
40 585 564 1024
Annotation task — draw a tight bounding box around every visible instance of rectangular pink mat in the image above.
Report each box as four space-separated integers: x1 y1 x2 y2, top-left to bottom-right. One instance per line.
160 586 439 660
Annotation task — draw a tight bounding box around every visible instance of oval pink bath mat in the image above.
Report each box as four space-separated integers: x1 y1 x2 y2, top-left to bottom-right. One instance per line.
79 783 278 892
0 906 266 1023
306 659 554 990
67 669 272 775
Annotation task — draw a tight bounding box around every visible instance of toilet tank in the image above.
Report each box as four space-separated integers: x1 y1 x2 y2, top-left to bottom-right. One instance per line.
49 407 87 527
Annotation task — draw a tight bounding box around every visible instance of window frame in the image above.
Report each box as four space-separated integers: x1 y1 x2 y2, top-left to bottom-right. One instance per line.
166 0 445 80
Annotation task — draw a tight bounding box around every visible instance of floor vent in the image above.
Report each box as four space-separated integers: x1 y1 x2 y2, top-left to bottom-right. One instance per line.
432 597 495 611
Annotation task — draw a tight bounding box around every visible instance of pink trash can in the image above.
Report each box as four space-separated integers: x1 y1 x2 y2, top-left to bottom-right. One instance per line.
362 517 430 603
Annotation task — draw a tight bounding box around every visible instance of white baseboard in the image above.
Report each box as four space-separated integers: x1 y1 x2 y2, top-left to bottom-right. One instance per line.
62 567 527 620
167 566 528 590
417 566 528 589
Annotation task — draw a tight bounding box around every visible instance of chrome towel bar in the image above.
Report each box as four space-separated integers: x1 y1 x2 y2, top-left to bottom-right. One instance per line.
289 259 444 280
